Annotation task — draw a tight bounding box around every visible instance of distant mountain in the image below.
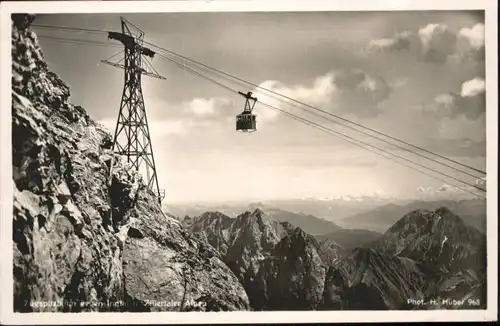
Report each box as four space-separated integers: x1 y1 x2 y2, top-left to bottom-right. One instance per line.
339 199 486 233
372 207 486 309
185 206 486 310
258 207 342 235
166 196 390 224
181 205 342 236
373 207 486 273
316 229 383 250
323 207 486 310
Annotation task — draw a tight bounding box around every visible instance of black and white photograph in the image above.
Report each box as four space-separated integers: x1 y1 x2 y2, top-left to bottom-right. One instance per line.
0 0 497 324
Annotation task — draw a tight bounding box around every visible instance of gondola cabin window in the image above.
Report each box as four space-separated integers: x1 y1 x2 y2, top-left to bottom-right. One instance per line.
236 112 257 132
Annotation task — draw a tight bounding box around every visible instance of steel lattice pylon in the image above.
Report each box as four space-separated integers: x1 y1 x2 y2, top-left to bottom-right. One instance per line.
102 17 166 204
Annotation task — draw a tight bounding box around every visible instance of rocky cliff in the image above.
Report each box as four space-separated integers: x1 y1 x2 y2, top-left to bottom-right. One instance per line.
322 248 427 310
373 207 487 309
374 207 486 272
184 209 345 310
11 14 249 312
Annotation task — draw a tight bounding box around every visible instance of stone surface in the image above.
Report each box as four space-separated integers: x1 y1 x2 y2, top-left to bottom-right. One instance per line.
185 209 344 310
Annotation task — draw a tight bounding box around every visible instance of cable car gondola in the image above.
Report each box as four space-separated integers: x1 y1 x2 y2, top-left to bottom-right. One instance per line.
236 91 257 132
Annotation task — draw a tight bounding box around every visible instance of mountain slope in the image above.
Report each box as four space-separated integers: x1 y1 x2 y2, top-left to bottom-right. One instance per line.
184 209 344 310
260 207 342 235
251 228 332 310
322 248 426 310
187 206 487 310
316 229 383 250
372 207 487 309
339 199 486 232
11 14 249 312
373 207 486 271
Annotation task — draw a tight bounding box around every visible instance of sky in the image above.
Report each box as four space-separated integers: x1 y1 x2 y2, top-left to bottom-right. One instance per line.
32 11 487 204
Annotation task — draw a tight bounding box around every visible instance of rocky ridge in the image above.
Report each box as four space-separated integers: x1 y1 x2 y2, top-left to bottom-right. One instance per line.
184 209 345 309
12 14 249 312
187 207 486 310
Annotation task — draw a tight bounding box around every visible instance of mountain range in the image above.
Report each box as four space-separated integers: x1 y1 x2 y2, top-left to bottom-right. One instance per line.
338 199 486 233
183 205 343 236
183 206 486 310
166 197 388 223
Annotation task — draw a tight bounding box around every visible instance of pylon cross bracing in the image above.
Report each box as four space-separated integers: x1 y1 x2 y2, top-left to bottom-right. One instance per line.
102 17 166 204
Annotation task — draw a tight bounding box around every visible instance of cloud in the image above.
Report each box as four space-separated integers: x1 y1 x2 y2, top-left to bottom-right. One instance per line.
253 70 391 120
333 70 391 118
461 77 485 97
418 23 457 63
367 22 485 64
422 77 485 120
251 74 336 124
183 97 230 116
458 23 485 49
416 180 484 199
367 31 415 53
411 76 486 158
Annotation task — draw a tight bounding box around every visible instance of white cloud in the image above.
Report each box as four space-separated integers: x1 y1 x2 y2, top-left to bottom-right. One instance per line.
418 24 448 50
422 77 486 121
251 74 336 123
184 97 230 116
368 38 398 50
357 74 378 91
461 77 485 97
458 23 485 49
415 183 480 200
366 31 415 54
251 70 390 120
368 22 484 64
254 74 335 106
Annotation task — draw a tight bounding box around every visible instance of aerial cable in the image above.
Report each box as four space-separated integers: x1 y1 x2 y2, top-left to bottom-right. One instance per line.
157 52 486 195
31 23 487 177
259 102 486 200
31 24 109 35
142 41 487 177
31 31 487 197
155 50 486 181
37 35 121 49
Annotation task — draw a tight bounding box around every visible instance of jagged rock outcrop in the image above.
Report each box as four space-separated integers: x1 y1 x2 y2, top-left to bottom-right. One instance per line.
373 207 487 309
321 248 426 310
251 228 335 310
185 209 344 310
188 206 486 310
12 14 249 312
374 207 486 272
